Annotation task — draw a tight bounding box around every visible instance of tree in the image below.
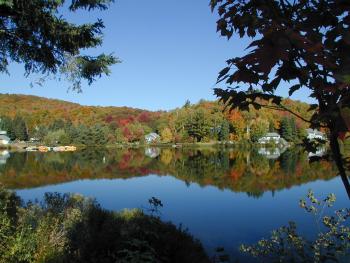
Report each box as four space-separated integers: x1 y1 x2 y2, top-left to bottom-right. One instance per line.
115 128 127 144
90 124 108 146
0 0 118 91
218 120 230 141
185 110 211 142
0 116 15 140
280 117 293 142
50 119 65 131
161 127 174 143
250 119 268 142
32 125 48 141
211 0 350 197
44 129 66 145
13 115 28 141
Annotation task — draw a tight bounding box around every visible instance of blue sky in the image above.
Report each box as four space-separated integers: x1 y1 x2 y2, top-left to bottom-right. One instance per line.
0 0 310 111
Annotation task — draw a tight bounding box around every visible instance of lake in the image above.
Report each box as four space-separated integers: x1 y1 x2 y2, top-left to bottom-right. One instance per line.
0 147 348 261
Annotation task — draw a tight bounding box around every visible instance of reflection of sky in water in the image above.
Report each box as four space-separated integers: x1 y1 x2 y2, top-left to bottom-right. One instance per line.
16 175 349 258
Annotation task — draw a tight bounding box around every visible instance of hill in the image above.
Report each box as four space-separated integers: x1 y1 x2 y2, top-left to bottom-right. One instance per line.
0 93 162 130
0 93 314 145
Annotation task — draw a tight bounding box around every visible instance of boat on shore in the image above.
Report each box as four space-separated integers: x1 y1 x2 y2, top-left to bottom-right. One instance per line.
25 145 77 152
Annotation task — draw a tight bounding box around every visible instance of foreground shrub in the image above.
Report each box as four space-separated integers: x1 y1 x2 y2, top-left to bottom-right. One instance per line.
0 188 210 263
240 190 350 263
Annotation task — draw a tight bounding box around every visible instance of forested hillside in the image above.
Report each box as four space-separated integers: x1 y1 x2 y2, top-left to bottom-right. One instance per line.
0 94 314 145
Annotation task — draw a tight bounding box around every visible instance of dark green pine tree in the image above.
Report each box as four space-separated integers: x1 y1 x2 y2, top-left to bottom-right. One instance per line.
90 124 108 146
289 117 298 142
76 125 90 145
280 117 292 142
13 116 28 141
219 120 230 141
50 119 65 131
0 0 118 91
0 116 15 140
65 123 78 144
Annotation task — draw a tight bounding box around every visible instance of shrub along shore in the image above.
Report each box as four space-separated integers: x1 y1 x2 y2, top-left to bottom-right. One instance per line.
0 188 210 263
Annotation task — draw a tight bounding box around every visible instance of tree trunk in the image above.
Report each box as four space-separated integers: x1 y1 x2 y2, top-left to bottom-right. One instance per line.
329 132 350 199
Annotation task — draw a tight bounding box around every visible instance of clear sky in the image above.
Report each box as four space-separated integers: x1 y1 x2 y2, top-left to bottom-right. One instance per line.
0 0 310 111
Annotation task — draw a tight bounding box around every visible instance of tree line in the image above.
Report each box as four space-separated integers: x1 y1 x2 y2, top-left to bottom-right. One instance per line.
0 97 316 145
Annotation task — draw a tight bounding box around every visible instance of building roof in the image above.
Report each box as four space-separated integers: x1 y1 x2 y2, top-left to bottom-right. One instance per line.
306 129 324 135
145 133 160 139
264 132 280 137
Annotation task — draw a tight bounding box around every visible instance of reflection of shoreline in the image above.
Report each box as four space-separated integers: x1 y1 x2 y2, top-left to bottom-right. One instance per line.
0 150 10 165
0 148 337 196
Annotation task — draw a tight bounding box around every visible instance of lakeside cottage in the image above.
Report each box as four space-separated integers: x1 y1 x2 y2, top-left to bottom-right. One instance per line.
145 133 160 144
258 132 281 144
306 129 325 140
0 131 10 145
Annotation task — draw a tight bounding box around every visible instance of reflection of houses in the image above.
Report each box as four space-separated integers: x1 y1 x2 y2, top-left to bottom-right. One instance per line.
258 132 281 144
258 147 283 159
0 131 10 145
145 133 160 144
0 150 10 165
145 147 160 158
308 147 327 159
306 129 325 140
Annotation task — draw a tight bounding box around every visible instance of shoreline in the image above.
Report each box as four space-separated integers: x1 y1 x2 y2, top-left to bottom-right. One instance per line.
1 140 293 152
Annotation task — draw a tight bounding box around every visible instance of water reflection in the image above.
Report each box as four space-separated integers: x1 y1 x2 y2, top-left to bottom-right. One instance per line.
0 147 337 197
1 147 347 260
0 150 10 165
258 146 287 159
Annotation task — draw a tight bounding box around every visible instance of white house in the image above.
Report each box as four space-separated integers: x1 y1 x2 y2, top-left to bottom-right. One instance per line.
0 131 10 145
145 133 160 144
306 129 325 140
258 132 281 144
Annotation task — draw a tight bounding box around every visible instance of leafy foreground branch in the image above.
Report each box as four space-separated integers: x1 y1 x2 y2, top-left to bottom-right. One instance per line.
0 188 210 263
240 190 350 263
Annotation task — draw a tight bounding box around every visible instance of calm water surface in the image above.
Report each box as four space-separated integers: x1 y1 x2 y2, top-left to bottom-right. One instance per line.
0 147 348 260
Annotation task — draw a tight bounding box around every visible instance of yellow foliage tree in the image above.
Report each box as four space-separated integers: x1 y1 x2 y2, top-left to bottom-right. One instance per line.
161 128 173 143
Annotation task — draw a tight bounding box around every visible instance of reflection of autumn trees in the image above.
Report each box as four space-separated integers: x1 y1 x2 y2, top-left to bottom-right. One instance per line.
0 148 336 197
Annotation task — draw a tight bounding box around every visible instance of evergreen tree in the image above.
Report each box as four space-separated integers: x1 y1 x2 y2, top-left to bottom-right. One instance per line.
0 0 118 91
33 125 48 141
65 125 79 144
50 119 65 131
91 124 108 146
289 117 298 141
219 120 230 141
280 117 293 142
76 125 90 145
0 116 15 140
13 116 28 141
